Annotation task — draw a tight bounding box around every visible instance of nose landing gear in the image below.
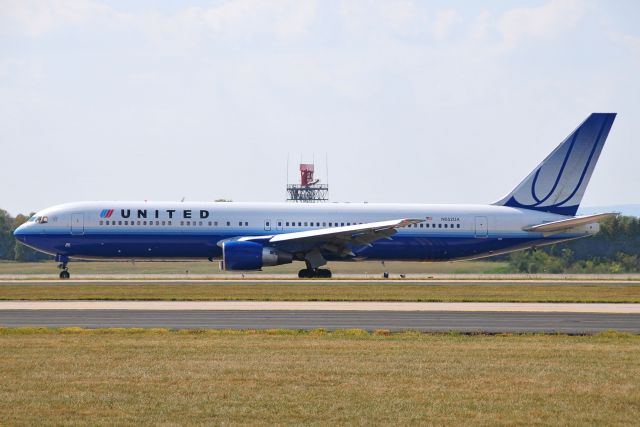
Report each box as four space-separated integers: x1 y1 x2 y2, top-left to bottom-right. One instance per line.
58 263 70 279
56 254 70 279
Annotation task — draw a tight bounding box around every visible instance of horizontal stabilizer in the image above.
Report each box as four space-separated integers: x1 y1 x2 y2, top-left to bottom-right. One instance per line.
523 213 618 233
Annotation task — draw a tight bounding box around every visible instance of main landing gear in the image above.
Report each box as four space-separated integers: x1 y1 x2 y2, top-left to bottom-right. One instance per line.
297 253 332 278
298 268 332 278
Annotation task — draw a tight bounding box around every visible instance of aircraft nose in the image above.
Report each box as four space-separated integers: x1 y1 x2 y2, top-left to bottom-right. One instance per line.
13 224 28 243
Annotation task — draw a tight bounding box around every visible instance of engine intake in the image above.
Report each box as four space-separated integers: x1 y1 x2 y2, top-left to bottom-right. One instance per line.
221 241 293 271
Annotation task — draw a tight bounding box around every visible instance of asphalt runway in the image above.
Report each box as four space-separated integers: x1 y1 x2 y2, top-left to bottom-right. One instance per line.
1 278 639 284
1 307 638 333
1 278 638 333
1 310 638 333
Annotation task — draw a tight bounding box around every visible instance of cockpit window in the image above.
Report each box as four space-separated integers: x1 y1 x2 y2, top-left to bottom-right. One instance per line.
35 216 48 224
28 216 37 222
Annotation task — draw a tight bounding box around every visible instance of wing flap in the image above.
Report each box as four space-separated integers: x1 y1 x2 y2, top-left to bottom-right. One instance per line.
523 213 618 233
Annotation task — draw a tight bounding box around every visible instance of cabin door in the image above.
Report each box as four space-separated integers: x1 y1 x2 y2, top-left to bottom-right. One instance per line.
474 216 488 238
71 213 85 235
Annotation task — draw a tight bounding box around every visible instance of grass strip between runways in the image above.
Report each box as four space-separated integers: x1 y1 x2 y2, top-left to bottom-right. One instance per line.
1 282 640 302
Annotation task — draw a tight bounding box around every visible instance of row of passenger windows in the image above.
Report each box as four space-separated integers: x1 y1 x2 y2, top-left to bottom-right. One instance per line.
99 220 247 227
98 220 461 229
274 221 460 229
279 221 362 227
100 220 173 226
408 223 461 229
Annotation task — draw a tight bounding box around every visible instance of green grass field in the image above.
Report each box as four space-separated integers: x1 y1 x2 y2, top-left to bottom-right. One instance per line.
0 328 638 426
0 260 509 275
1 282 640 302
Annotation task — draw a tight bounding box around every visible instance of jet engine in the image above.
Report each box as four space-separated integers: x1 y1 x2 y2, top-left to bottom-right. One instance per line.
221 240 293 271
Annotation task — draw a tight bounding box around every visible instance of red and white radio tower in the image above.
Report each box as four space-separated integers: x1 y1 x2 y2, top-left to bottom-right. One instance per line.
287 162 329 203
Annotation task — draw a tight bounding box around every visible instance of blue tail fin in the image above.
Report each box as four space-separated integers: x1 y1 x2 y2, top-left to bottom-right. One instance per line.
493 113 616 216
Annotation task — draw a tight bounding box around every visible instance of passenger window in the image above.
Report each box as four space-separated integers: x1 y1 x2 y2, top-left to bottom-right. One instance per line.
316 222 320 227
198 221 202 226
341 223 344 226
323 222 326 227
186 221 190 226
180 221 184 226
118 221 122 225
444 224 448 228
457 224 460 228
162 221 166 226
438 224 442 228
239 221 242 226
214 221 218 226
245 222 248 226
286 222 289 226
298 222 302 226
227 221 230 226
168 221 172 226
304 222 307 226
99 221 103 225
105 221 109 225
419 223 423 228
278 222 282 227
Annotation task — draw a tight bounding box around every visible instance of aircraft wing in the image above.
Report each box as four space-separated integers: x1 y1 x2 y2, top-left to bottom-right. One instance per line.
523 213 618 233
228 218 423 257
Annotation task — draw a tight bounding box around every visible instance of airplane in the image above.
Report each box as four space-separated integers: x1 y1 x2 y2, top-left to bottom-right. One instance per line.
14 113 617 279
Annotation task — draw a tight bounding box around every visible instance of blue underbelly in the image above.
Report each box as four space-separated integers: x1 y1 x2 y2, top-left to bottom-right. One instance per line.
24 232 572 261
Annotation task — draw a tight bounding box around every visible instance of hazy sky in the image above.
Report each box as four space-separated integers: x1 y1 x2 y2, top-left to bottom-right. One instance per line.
1 0 639 215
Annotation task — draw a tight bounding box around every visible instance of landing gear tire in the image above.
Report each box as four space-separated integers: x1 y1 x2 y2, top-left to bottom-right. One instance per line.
298 268 332 279
316 269 332 278
298 269 312 278
59 270 70 279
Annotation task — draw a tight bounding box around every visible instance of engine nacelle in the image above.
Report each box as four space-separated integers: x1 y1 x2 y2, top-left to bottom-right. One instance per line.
221 241 293 271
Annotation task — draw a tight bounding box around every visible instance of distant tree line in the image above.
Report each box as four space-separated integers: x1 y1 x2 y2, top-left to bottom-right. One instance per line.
0 209 50 262
505 216 640 273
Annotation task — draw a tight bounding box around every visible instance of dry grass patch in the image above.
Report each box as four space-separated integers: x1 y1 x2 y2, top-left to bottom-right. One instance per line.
1 282 640 302
0 260 508 275
0 329 638 425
